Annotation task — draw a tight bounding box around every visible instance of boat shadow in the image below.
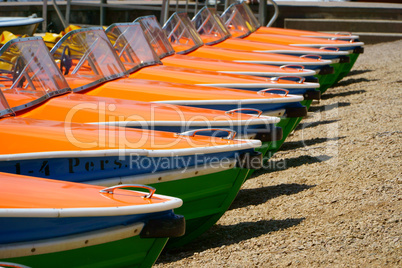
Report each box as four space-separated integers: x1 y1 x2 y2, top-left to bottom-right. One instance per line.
322 89 366 100
280 136 345 152
308 102 350 113
252 154 332 178
343 69 373 77
229 183 315 211
295 119 340 130
157 218 305 263
332 77 378 88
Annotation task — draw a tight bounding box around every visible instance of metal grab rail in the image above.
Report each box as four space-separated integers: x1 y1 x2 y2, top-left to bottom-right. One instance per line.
225 108 263 117
176 128 237 140
266 0 279 27
258 88 289 96
100 184 156 198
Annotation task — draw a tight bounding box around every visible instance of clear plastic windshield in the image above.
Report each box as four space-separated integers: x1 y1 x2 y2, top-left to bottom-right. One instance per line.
106 23 162 73
240 2 261 29
50 27 127 92
221 3 256 38
0 37 70 113
134 16 175 59
192 7 231 45
163 12 204 54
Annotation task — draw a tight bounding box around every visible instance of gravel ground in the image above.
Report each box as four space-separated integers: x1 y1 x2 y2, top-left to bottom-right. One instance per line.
155 40 402 267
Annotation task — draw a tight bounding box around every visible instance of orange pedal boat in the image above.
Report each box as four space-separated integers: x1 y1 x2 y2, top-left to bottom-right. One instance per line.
137 15 335 74
1 37 280 141
106 22 318 80
0 172 184 268
0 88 263 250
48 27 307 118
195 5 364 52
104 22 320 94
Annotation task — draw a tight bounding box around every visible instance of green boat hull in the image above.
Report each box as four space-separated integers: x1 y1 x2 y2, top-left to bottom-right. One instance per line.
316 53 360 90
2 234 168 268
150 167 251 248
256 113 304 158
291 99 312 133
4 167 252 259
315 62 344 94
265 116 300 157
245 113 304 181
334 53 360 84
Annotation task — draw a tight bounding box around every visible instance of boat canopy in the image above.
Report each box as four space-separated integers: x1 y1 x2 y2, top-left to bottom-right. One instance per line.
50 27 127 92
221 3 256 38
163 12 204 55
192 7 231 45
0 37 70 113
235 3 260 29
134 16 175 59
106 22 162 73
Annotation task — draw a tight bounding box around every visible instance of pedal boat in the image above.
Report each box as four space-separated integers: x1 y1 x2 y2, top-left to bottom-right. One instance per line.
0 172 184 268
153 12 339 93
190 7 346 93
220 3 358 85
232 2 360 41
83 25 319 95
0 94 262 248
104 22 314 155
221 4 364 82
107 22 318 81
160 13 328 96
0 37 280 142
48 28 308 157
1 35 279 192
106 22 320 106
0 16 43 36
138 14 335 80
47 27 313 112
163 11 337 95
219 5 364 53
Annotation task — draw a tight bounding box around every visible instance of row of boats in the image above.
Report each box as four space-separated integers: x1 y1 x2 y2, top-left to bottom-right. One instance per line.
0 3 364 268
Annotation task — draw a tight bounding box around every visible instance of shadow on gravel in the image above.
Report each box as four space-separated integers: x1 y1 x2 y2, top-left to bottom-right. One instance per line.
322 89 366 100
157 218 305 262
251 154 332 178
294 119 341 131
343 69 373 77
308 102 350 112
333 77 378 88
228 183 315 211
280 136 345 152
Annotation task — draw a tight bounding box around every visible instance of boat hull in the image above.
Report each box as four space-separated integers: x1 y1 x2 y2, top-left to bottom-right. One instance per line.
149 167 251 248
128 65 320 94
0 149 257 248
182 46 337 93
207 40 343 93
1 230 168 268
0 17 44 36
161 54 317 78
255 26 360 40
0 150 249 182
79 78 306 119
242 34 363 84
